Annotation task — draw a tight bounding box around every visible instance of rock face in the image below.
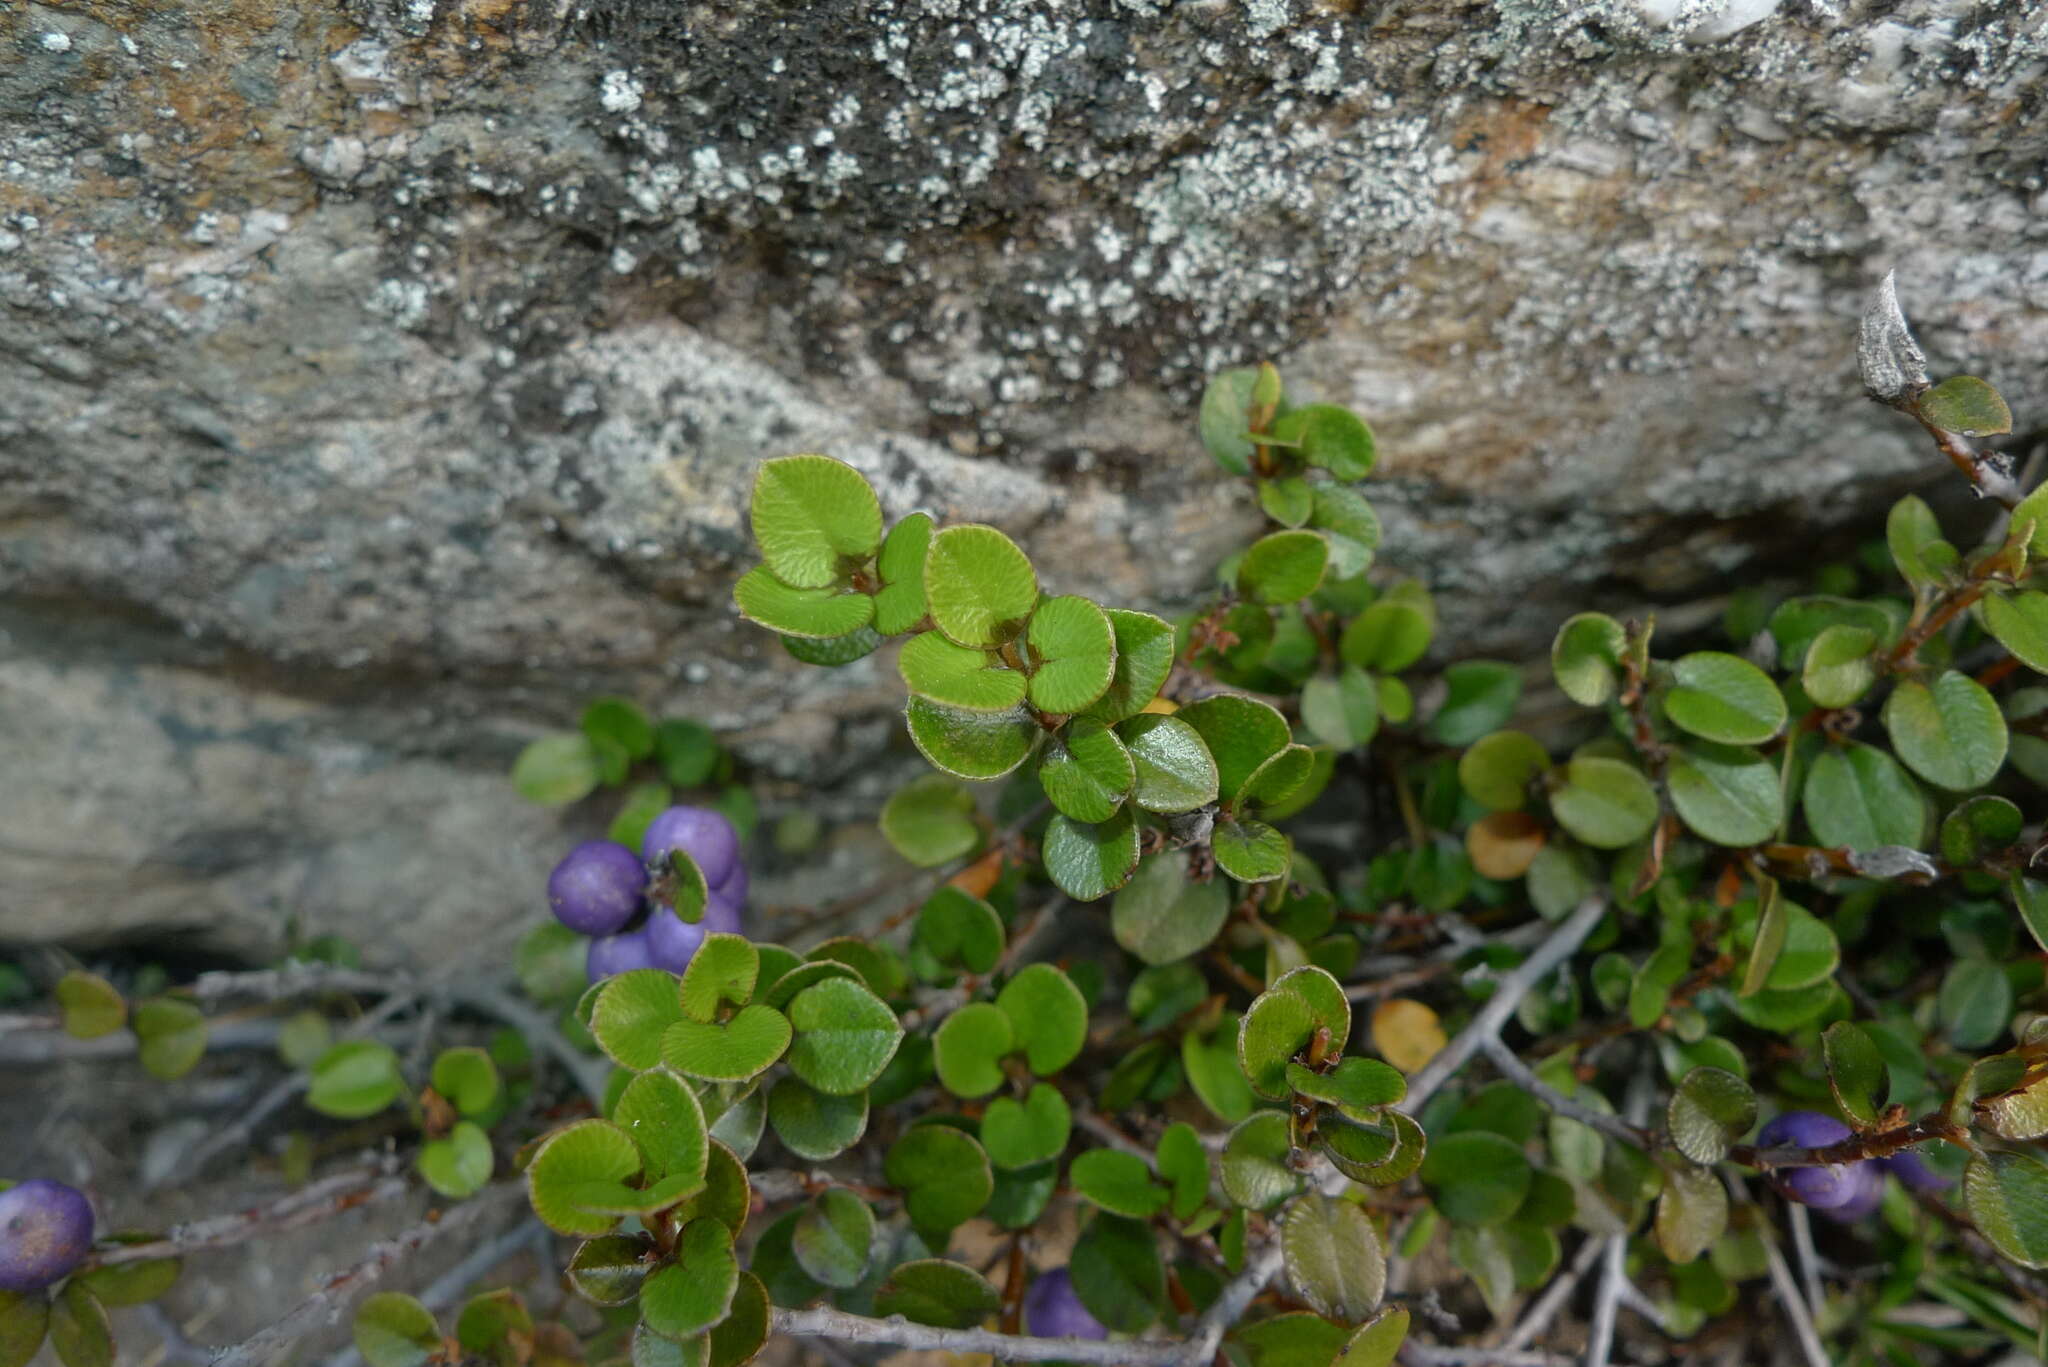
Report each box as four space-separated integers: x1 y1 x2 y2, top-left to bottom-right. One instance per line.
4 0 2044 956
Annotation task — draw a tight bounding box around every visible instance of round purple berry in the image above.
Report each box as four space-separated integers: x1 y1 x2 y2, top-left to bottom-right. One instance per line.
1023 1267 1107 1341
641 807 740 889
1881 1150 1953 1193
1757 1110 1853 1151
586 929 658 983
712 859 749 908
0 1179 94 1292
1818 1160 1884 1223
548 840 648 936
645 896 743 973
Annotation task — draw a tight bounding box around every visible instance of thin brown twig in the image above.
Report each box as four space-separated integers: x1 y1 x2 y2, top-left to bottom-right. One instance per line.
86 1163 410 1268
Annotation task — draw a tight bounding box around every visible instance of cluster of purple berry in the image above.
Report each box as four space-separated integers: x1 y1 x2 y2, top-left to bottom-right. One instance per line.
0 1179 94 1292
1757 1111 1949 1222
546 806 749 983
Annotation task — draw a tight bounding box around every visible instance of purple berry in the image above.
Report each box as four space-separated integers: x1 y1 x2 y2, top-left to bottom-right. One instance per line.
646 909 707 973
1023 1268 1107 1341
645 896 743 973
0 1180 94 1292
1758 1111 1870 1211
548 841 648 936
712 859 749 908
586 929 658 983
641 807 739 889
1817 1160 1884 1223
1881 1150 1953 1193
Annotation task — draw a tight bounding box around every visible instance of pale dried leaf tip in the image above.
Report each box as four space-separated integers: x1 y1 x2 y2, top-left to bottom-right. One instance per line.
1846 844 1938 880
1858 270 1928 403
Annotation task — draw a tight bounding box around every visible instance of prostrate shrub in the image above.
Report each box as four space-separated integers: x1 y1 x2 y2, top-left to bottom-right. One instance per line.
6 278 2048 1367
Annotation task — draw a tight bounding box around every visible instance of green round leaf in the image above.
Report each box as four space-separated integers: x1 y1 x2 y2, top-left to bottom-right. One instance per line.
924 525 1037 649
708 1272 769 1367
527 1120 642 1237
1943 795 2024 867
1026 595 1116 714
1241 744 1315 809
1282 1194 1385 1321
1428 661 1523 747
898 630 1027 712
1071 1149 1170 1218
1310 485 1382 579
307 1040 404 1119
1663 652 1786 745
880 775 983 868
785 976 903 1095
1238 530 1331 605
1341 582 1435 674
1666 1067 1756 1165
781 626 883 666
911 887 1006 976
73 1256 179 1310
1080 610 1177 724
1939 958 2012 1049
678 935 757 1023
1221 1111 1302 1212
1038 721 1135 823
1042 809 1141 901
1458 731 1550 812
875 1259 1002 1329
1301 664 1379 750
1213 819 1290 883
905 696 1039 781
660 1005 791 1083
47 1286 109 1367
1769 596 1894 672
512 733 601 806
1550 612 1626 706
0 1291 49 1367
1919 375 2013 437
1654 1162 1728 1267
642 1220 737 1340
1321 1110 1427 1187
54 972 124 1040
767 1076 868 1161
1965 1151 2048 1268
1274 403 1376 481
982 1083 1071 1170
1185 1015 1257 1124
1113 851 1231 964
629 1323 705 1367
1118 713 1220 813
1200 367 1260 474
1549 756 1658 849
593 970 688 1072
417 1121 495 1199
1668 743 1781 847
1155 1122 1209 1221
1884 671 2007 791
353 1293 439 1367
670 1140 750 1235
612 1070 708 1183
1420 1131 1532 1226
874 512 934 635
1803 743 1924 851
1287 1057 1406 1117
455 1289 533 1366
1179 694 1291 801
1239 989 1315 1102
884 1125 994 1235
733 565 875 639
1071 1214 1164 1333
997 963 1089 1076
1822 1021 1889 1129
748 455 883 588
792 1189 876 1290
1887 494 1949 592
1985 590 2048 675
567 1234 655 1307
933 1002 1014 1099
1802 625 1878 708
431 1046 501 1117
1336 1306 1411 1367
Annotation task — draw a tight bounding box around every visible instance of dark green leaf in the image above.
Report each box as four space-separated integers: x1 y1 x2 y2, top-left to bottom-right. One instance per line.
1549 756 1658 849
905 697 1038 781
1428 661 1522 747
641 1220 737 1340
981 1083 1071 1170
1420 1132 1531 1226
996 963 1088 1076
1042 809 1141 901
792 1189 875 1290
785 975 903 1096
884 1126 994 1236
1667 743 1781 847
1822 1021 1888 1128
1070 1149 1170 1218
1281 1193 1385 1321
1666 1067 1756 1165
1080 610 1177 724
1919 375 2013 436
351 1293 437 1367
1884 672 2007 791
1803 744 1924 851
1964 1151 2048 1268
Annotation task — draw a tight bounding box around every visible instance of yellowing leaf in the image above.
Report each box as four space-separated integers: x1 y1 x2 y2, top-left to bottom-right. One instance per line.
1371 999 1446 1074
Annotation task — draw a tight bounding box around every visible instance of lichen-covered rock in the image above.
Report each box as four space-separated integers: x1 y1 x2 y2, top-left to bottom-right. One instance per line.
4 0 2044 952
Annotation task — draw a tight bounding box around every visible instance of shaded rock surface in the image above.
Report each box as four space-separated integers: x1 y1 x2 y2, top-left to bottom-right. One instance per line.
5 0 2045 956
